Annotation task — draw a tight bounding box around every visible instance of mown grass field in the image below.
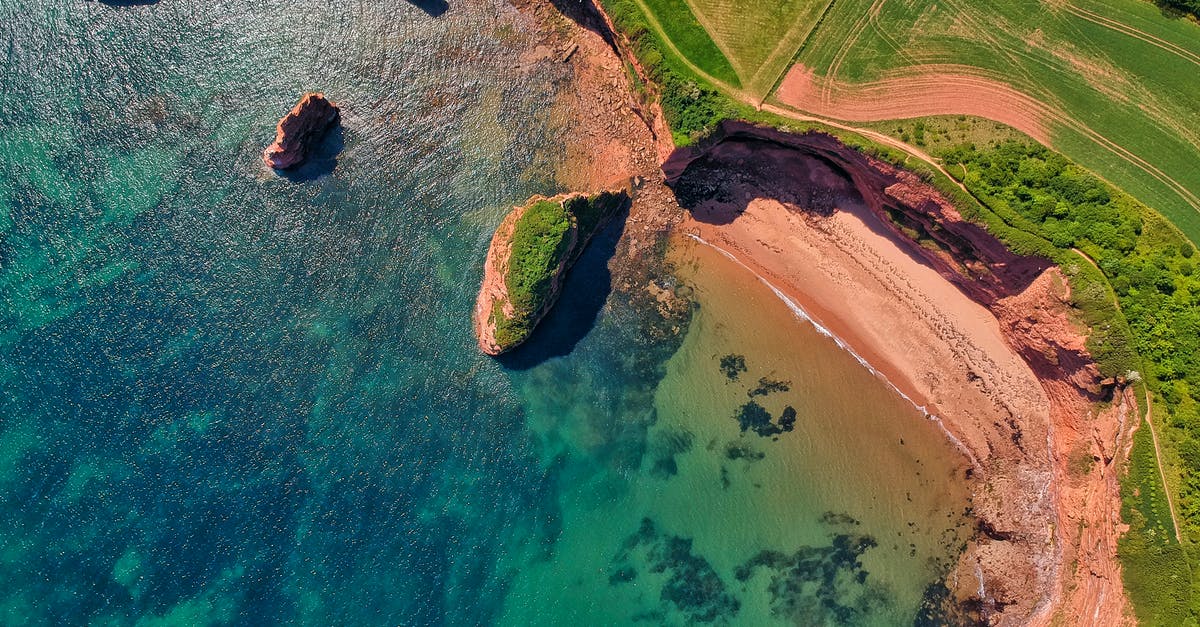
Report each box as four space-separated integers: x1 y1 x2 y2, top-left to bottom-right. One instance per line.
629 0 1200 246
682 0 830 97
794 0 1200 243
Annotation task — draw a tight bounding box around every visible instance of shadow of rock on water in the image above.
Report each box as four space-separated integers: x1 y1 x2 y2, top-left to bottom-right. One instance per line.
276 125 344 183
407 0 449 17
497 204 630 371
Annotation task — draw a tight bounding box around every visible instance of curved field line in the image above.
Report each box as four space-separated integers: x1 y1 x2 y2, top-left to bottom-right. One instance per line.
749 0 836 102
823 0 883 107
941 0 1060 97
628 0 746 97
1046 107 1200 211
678 0 750 82
1062 2 1200 68
864 0 923 70
1144 390 1184 544
777 64 1058 142
776 60 1200 216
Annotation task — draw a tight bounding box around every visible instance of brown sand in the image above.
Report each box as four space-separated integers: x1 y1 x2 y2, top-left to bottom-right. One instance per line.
680 195 1049 494
681 195 1132 625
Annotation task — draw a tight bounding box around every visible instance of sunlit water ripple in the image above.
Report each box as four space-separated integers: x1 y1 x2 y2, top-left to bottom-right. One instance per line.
0 1 971 624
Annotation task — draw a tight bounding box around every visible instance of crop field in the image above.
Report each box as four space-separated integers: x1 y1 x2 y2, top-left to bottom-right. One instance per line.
682 0 831 96
628 0 1200 244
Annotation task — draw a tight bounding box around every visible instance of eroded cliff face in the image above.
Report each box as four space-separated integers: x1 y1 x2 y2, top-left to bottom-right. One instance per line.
664 122 1052 306
662 121 1125 625
263 93 340 170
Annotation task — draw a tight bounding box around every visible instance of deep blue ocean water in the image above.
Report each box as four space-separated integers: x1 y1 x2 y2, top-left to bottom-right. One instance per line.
0 1 971 624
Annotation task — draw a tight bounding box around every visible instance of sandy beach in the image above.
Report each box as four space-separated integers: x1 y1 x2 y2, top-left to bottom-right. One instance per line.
663 126 1132 624
681 196 1048 465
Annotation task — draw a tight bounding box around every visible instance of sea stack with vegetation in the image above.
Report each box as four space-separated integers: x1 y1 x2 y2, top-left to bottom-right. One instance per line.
474 190 629 355
262 92 340 170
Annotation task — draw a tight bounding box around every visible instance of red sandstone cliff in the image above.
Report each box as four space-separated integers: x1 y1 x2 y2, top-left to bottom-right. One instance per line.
263 93 340 170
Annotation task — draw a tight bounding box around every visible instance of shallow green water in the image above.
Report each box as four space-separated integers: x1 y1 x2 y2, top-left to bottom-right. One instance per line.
0 1 970 624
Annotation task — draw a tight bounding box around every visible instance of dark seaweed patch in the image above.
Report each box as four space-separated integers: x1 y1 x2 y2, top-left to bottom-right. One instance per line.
913 580 986 626
748 376 790 397
724 442 765 462
736 401 774 435
719 354 747 380
648 427 694 478
650 456 678 477
820 511 862 527
778 406 797 431
735 532 890 624
610 518 741 623
609 566 637 585
735 401 797 437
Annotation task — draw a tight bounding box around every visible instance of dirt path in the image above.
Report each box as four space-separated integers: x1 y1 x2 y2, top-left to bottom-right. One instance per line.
1072 246 1183 545
1143 389 1184 543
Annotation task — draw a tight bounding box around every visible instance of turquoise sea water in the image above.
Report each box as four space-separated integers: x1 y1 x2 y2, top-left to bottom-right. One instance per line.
0 1 971 624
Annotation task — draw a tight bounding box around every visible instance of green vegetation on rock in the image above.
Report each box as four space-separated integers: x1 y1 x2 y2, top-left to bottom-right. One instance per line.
489 192 627 351
493 199 576 349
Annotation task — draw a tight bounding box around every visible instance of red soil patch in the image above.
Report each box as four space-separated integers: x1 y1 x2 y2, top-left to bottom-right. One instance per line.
775 64 1053 144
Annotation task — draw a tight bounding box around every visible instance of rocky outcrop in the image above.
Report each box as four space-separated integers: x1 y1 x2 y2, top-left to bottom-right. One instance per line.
262 93 340 170
474 190 629 356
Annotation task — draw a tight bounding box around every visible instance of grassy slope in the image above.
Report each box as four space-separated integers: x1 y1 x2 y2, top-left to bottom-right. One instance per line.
639 0 740 88
781 0 1200 244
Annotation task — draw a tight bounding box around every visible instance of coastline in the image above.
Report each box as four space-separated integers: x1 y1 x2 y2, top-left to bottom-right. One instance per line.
683 231 984 471
661 126 1133 623
518 0 1132 622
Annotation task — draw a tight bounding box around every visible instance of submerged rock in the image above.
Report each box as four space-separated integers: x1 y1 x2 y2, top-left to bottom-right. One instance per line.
473 190 629 355
262 93 340 170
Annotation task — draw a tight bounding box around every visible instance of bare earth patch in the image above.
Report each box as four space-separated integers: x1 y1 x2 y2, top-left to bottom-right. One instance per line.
775 64 1054 144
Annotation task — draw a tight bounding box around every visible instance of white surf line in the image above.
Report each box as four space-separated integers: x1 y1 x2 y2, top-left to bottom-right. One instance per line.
687 233 983 471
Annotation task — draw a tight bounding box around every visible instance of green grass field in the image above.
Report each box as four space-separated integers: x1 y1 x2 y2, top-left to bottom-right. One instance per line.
624 0 1200 245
